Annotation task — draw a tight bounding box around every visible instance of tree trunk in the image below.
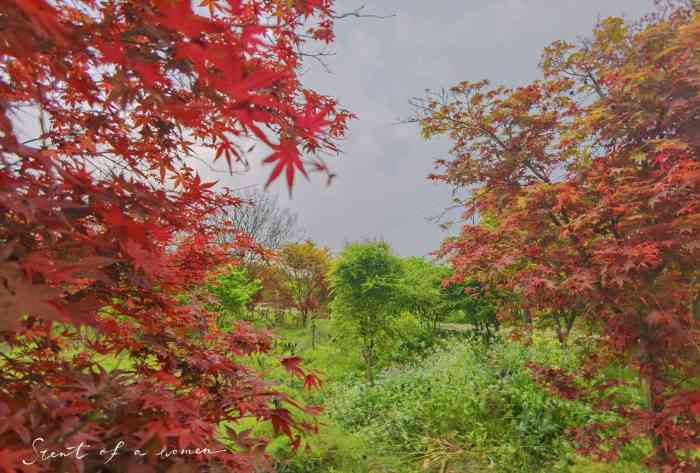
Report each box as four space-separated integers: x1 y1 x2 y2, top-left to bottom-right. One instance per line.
554 312 577 347
640 331 669 470
311 317 317 350
362 339 375 385
366 355 374 385
522 307 533 345
275 309 284 326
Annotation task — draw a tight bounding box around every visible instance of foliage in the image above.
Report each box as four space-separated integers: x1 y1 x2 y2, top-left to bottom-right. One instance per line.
0 0 350 471
235 312 651 473
414 2 700 470
395 257 499 343
207 264 261 328
441 279 499 341
278 241 332 329
242 241 331 332
383 312 439 365
326 335 593 472
247 260 295 315
397 257 451 332
329 241 404 384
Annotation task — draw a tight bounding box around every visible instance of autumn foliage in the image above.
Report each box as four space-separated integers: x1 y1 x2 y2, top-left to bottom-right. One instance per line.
415 3 700 471
0 0 350 471
277 241 331 327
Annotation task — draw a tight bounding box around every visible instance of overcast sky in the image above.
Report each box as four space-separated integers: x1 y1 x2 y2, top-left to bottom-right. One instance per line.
208 0 655 257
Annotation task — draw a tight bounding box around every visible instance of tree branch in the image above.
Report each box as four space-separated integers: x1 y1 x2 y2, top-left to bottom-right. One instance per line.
332 3 396 20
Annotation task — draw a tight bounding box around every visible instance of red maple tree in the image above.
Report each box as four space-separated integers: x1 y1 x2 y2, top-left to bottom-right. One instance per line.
415 3 700 471
0 1 350 471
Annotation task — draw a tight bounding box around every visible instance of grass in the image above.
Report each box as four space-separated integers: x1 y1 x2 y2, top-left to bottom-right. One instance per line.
235 315 651 473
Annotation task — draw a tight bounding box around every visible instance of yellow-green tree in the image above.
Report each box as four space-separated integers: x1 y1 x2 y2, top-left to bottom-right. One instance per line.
279 241 332 345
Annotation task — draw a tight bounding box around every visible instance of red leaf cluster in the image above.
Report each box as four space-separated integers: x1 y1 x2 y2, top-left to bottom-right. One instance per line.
0 0 350 471
417 4 700 470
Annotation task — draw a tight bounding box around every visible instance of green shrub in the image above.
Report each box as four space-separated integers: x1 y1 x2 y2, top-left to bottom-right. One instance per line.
242 319 648 473
326 335 596 472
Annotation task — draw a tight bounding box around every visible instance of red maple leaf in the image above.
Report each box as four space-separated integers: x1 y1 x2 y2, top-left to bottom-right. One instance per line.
264 140 308 192
279 356 305 378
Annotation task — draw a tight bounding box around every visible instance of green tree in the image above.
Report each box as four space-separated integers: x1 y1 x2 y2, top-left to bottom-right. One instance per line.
398 258 499 339
443 280 499 341
329 241 404 384
207 264 262 329
398 257 452 333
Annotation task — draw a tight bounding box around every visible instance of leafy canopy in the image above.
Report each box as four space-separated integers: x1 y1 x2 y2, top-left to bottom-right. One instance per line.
0 0 348 471
414 3 700 470
207 264 261 325
329 241 404 382
330 241 404 318
278 241 332 325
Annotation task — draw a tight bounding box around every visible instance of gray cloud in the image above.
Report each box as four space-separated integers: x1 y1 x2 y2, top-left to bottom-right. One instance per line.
207 0 656 256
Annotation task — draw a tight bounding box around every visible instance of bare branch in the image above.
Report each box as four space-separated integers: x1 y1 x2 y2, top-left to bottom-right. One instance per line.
332 3 396 20
211 187 305 250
